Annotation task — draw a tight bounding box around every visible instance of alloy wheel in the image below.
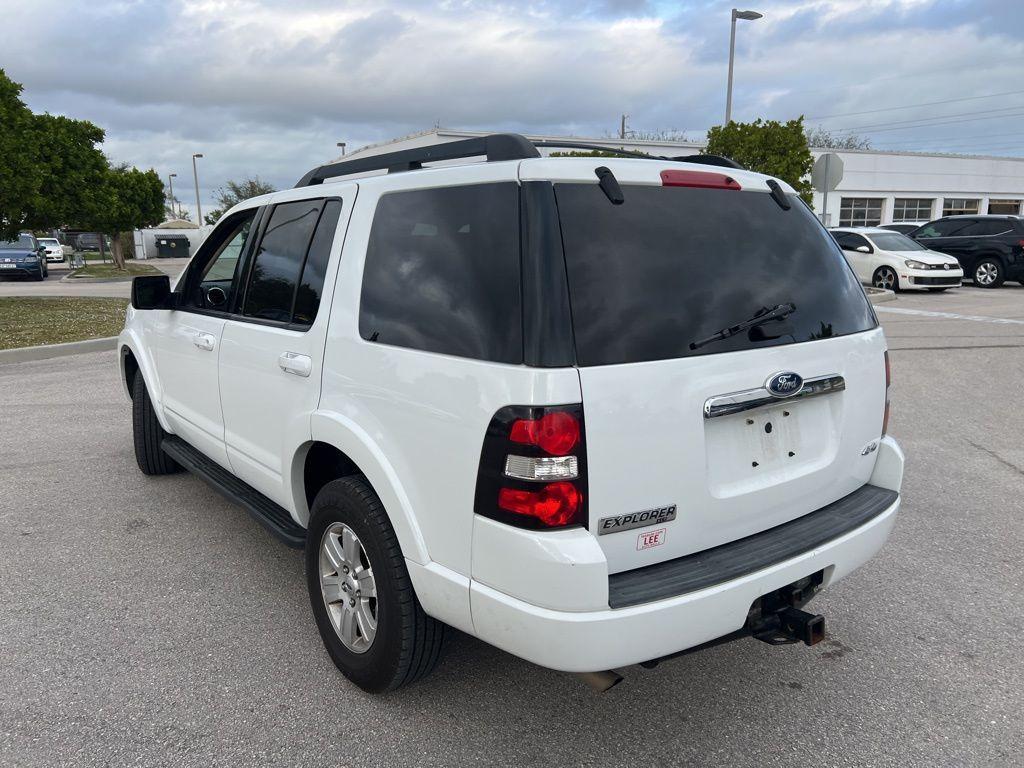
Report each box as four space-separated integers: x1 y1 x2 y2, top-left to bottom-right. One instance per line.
975 262 998 286
874 268 897 290
319 522 378 653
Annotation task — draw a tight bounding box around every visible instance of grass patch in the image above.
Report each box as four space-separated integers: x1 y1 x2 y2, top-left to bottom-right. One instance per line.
69 262 161 279
0 297 129 350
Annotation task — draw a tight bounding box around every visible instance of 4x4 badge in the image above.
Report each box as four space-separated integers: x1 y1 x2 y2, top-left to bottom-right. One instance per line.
599 505 676 535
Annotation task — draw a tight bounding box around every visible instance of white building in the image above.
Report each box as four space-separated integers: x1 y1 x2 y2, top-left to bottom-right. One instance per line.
340 128 1024 227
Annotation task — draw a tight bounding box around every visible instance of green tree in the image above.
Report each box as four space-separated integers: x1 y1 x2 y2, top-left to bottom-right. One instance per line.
805 126 872 150
705 117 814 204
204 177 275 224
0 70 43 240
84 165 165 268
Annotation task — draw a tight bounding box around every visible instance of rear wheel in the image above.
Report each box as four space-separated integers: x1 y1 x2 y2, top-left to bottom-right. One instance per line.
872 266 899 292
132 374 180 475
973 258 1004 288
306 476 446 692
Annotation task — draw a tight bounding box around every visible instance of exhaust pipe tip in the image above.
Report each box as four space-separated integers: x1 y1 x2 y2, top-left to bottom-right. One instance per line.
575 670 624 693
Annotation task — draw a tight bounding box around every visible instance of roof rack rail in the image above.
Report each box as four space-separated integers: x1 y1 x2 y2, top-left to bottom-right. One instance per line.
531 140 665 160
670 154 745 170
295 132 540 187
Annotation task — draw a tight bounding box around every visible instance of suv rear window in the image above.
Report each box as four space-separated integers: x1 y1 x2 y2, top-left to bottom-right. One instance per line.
359 183 522 363
555 184 876 366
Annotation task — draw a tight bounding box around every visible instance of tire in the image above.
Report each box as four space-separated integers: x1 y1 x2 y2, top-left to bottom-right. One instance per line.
33 264 45 281
131 374 180 475
973 258 1004 289
927 287 949 292
306 476 446 692
872 266 899 292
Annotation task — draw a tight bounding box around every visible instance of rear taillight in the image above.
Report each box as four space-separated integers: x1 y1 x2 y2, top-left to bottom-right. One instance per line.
475 404 587 530
882 351 892 435
660 169 741 191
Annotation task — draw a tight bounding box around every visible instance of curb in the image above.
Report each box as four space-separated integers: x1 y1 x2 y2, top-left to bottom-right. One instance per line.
867 288 897 304
60 274 135 284
0 336 118 364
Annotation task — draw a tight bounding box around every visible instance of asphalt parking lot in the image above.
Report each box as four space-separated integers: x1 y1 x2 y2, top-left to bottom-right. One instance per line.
1 285 1022 767
0 259 188 299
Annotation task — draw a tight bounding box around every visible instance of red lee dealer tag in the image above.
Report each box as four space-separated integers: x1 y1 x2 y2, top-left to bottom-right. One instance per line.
637 528 666 551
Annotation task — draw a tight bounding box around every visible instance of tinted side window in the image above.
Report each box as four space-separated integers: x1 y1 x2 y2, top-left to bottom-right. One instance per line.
917 219 970 238
244 200 323 322
963 220 1012 236
359 183 522 363
293 200 343 326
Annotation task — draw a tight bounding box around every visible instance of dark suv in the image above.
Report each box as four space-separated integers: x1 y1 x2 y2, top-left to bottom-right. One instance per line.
910 215 1024 288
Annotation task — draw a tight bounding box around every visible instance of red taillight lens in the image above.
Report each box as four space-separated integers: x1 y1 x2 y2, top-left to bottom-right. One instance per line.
498 482 582 527
660 169 741 190
510 411 580 455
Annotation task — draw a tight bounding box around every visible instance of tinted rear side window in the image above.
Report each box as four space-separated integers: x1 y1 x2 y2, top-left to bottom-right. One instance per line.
555 184 876 366
359 183 522 363
244 199 323 322
293 199 343 326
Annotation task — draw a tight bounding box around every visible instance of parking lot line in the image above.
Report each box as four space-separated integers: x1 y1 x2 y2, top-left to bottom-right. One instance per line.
875 306 1024 325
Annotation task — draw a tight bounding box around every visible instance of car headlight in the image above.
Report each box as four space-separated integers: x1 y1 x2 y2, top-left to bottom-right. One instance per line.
904 259 928 270
24 255 38 263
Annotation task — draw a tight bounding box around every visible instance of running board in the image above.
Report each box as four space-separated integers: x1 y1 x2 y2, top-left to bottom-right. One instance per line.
161 435 306 548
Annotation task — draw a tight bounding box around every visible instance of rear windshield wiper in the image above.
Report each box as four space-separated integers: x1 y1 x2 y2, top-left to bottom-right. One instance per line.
689 303 796 351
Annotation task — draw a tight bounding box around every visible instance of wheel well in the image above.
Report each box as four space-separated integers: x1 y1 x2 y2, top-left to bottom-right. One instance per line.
303 441 362 510
122 347 139 397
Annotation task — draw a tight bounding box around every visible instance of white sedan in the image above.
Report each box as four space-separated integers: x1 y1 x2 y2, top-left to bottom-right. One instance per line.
831 227 963 292
37 237 65 263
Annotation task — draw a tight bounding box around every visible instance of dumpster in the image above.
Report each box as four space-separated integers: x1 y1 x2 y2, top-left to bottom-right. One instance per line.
156 235 190 258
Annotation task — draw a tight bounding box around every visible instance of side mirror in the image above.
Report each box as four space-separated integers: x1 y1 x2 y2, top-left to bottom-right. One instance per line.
855 245 871 254
38 245 47 253
131 274 173 310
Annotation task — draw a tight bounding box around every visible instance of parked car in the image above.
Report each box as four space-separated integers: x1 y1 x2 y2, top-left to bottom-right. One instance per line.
74 233 111 252
831 227 962 291
37 237 64 263
910 215 1024 288
119 134 904 693
879 223 923 235
0 233 49 280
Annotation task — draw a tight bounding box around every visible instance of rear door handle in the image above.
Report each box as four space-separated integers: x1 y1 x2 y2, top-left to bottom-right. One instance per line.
193 332 216 351
278 352 312 378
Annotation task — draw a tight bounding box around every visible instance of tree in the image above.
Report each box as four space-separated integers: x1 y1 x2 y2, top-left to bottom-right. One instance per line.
204 177 275 224
704 117 815 204
805 126 872 150
84 165 165 268
0 70 43 240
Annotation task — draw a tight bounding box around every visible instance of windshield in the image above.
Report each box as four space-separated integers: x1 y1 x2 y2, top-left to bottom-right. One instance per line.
555 184 876 366
38 238 60 246
870 232 925 251
0 235 35 250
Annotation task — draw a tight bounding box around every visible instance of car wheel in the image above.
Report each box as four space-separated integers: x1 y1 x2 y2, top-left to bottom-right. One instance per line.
306 476 446 693
973 259 1004 289
132 374 180 475
34 264 45 281
872 266 899 292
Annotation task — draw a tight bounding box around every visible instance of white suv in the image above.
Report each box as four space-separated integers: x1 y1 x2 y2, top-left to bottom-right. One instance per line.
119 134 904 693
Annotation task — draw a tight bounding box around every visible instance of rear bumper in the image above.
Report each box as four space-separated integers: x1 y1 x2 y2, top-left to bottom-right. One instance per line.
469 437 904 673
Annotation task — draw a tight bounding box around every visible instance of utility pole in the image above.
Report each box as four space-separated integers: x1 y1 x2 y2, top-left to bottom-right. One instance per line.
620 114 628 140
167 173 178 218
337 142 347 156
192 154 204 224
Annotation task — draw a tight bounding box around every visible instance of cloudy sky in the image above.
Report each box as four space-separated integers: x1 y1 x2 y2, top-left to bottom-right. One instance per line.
6 0 1023 220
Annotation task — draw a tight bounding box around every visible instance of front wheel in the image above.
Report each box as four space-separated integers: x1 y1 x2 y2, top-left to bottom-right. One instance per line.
33 264 45 281
132 374 180 475
872 266 899 292
306 476 446 692
973 259 1004 288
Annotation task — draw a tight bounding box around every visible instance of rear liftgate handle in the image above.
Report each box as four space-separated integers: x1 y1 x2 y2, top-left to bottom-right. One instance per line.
278 352 312 378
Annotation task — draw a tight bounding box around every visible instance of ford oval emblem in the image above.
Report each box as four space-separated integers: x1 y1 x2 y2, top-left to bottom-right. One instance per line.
766 371 804 398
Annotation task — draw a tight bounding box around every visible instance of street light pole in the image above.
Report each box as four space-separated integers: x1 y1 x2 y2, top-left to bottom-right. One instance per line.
192 153 204 224
167 173 178 218
725 8 763 124
337 142 346 156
